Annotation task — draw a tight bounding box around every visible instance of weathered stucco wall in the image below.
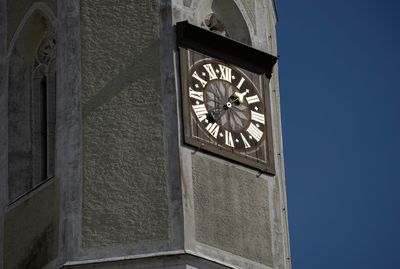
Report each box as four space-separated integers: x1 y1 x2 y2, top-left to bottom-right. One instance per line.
192 154 273 267
4 179 59 269
80 0 176 254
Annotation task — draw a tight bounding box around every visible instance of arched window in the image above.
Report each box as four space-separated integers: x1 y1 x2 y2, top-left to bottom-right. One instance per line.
196 0 252 46
8 10 56 202
31 32 56 186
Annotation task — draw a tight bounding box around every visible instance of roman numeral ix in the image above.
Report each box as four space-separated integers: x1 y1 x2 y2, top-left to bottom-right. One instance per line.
189 87 204 101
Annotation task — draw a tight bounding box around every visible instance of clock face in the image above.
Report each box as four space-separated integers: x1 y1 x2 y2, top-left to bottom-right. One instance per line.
188 59 265 151
180 48 275 174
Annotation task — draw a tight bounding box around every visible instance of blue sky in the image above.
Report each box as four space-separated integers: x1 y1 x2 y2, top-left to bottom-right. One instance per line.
277 0 400 268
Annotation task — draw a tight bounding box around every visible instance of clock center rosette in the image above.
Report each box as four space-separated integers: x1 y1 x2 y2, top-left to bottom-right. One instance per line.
205 80 250 132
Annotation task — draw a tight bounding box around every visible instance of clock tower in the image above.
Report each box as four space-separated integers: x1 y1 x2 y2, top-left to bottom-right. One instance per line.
0 1 290 269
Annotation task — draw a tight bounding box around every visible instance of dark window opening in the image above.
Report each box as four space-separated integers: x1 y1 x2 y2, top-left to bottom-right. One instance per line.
8 26 56 203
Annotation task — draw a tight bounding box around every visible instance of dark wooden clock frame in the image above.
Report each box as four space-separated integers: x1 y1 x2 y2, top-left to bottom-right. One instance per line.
176 21 278 174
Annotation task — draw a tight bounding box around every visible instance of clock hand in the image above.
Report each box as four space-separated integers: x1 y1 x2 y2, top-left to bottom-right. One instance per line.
208 91 248 123
232 91 248 104
223 90 248 109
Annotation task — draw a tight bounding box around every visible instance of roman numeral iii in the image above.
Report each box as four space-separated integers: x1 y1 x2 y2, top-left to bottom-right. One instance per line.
246 95 260 104
251 111 265 124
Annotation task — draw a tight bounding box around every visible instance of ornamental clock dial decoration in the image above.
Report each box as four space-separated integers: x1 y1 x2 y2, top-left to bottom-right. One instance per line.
188 59 265 151
177 21 277 173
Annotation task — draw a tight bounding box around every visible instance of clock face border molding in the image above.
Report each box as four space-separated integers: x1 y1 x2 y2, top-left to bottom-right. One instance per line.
176 21 278 174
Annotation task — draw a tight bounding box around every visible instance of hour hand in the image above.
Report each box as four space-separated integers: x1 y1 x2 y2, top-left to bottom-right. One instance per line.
232 91 248 104
227 91 248 106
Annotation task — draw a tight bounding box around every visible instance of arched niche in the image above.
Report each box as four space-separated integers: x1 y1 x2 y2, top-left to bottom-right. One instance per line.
8 8 56 202
193 0 252 46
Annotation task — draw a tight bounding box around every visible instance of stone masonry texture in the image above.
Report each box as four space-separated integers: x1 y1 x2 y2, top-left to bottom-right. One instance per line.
192 154 274 266
81 0 170 248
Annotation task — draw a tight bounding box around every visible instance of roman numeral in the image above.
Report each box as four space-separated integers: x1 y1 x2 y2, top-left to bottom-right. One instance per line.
218 64 232 82
225 130 235 148
251 111 265 124
236 77 245 89
189 87 204 101
203 64 218 80
247 123 263 142
206 122 220 138
192 104 208 122
246 95 260 104
240 133 251 149
192 71 207 87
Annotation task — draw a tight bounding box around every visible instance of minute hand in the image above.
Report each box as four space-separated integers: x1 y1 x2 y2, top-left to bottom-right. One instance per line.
225 91 248 108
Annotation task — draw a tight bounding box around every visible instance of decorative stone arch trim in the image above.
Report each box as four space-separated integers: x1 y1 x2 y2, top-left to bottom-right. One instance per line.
7 4 57 202
190 0 256 46
231 0 257 37
7 2 57 58
33 30 56 72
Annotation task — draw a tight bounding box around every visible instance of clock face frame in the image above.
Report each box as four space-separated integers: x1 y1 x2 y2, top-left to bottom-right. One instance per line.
180 48 275 174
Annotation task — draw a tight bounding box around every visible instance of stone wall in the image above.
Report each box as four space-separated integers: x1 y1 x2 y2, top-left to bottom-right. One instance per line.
80 0 183 258
192 154 273 266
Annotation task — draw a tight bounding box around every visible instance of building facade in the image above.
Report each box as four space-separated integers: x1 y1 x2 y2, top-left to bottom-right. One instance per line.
0 1 290 268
